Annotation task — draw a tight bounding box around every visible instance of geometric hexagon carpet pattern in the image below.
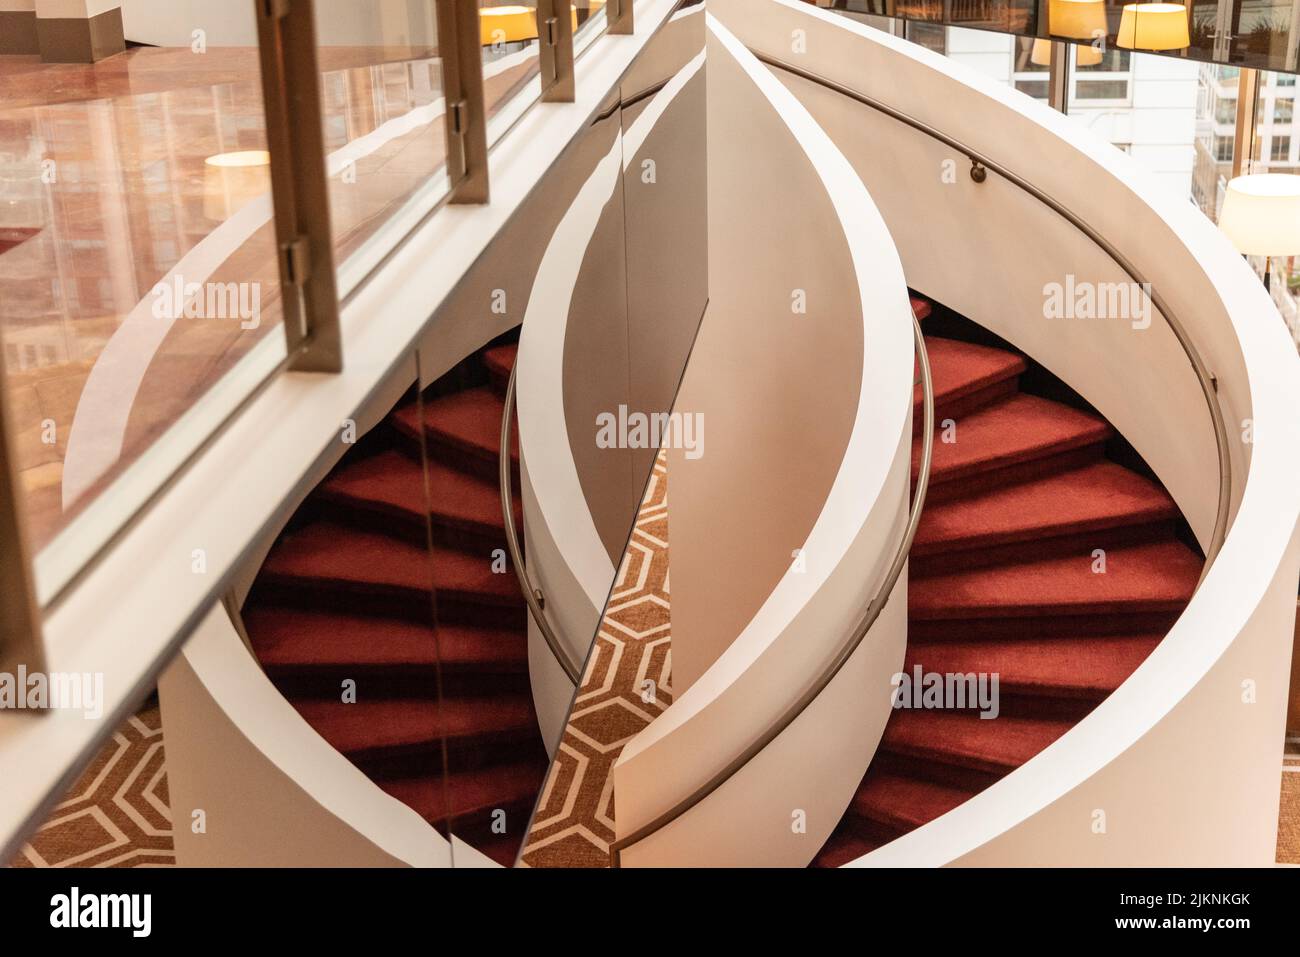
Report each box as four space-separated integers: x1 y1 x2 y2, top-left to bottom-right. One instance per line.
520 452 672 867
10 700 175 868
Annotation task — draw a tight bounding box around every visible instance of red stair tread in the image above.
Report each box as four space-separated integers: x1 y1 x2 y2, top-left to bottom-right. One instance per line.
882 709 1073 775
910 539 1201 620
905 634 1162 699
391 387 518 464
243 606 526 672
913 392 1110 483
913 461 1177 555
484 343 517 381
812 831 879 868
851 771 977 832
259 520 521 603
378 760 547 824
292 695 535 755
320 449 517 533
918 336 1026 413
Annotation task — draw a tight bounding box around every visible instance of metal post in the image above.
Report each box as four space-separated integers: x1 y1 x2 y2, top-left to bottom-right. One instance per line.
608 0 634 36
0 360 45 685
254 0 342 373
437 0 490 203
538 0 576 102
1048 40 1070 114
1232 67 1260 178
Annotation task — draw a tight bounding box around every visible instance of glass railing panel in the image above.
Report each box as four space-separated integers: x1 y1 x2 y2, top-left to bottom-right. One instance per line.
311 0 450 294
480 1 545 140
575 0 611 47
0 1 288 595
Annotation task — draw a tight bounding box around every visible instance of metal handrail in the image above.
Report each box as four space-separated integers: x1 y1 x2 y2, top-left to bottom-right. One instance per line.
500 361 583 684
608 312 934 866
755 51 1232 576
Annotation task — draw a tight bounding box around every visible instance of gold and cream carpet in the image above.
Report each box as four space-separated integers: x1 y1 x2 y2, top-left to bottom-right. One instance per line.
10 699 174 868
519 451 672 867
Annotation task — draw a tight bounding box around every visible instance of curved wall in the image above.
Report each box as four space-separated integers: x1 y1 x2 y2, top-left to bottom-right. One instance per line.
718 0 1300 867
610 11 916 867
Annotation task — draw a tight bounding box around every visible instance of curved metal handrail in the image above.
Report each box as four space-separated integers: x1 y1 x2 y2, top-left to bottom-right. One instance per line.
499 360 583 684
755 51 1232 576
607 311 934 866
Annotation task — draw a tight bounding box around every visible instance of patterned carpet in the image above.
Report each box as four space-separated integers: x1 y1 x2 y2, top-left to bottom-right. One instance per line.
1280 736 1300 865
10 698 174 868
519 451 672 867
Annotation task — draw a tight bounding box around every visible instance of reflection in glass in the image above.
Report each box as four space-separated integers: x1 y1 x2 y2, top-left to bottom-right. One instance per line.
480 2 545 127
0 1 286 577
313 1 449 287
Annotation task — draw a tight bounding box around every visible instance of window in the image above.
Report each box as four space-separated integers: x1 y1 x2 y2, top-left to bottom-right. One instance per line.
1215 97 1237 124
1275 97 1294 122
1215 135 1235 161
1072 47 1132 104
1271 135 1292 161
1279 73 1297 87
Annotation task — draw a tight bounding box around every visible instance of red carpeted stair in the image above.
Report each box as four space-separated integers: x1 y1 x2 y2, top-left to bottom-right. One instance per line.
813 299 1202 867
243 340 545 867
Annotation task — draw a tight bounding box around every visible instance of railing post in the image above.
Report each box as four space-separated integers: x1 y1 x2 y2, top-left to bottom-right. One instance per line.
538 0 576 102
1232 67 1260 178
608 0 634 36
1047 39 1070 113
254 0 342 373
437 0 491 204
0 360 45 684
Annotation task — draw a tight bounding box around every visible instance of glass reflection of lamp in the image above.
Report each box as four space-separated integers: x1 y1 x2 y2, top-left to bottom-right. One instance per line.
480 5 540 45
1048 0 1107 41
1031 37 1104 67
1217 173 1300 293
1116 3 1190 51
203 150 270 222
479 3 603 46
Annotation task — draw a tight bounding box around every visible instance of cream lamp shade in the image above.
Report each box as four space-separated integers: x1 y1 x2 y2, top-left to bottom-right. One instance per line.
1116 3 1190 51
203 150 270 221
1032 37 1104 66
1049 0 1107 40
479 2 604 45
480 5 539 45
1217 174 1300 256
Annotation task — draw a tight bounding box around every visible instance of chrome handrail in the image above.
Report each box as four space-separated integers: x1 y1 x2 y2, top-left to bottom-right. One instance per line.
500 361 583 684
607 311 934 866
755 51 1232 577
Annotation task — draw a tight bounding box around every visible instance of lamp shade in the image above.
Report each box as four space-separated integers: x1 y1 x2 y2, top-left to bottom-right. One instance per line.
1031 38 1103 68
1217 174 1300 256
1049 0 1107 40
480 5 540 45
1116 3 1190 51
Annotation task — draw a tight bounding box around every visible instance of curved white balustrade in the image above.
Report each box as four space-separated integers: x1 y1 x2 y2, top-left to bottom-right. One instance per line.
714 0 1300 867
607 11 917 868
517 33 708 749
